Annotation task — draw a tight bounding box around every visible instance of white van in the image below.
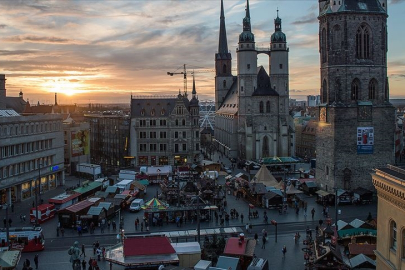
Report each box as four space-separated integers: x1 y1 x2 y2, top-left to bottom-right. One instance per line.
129 199 145 212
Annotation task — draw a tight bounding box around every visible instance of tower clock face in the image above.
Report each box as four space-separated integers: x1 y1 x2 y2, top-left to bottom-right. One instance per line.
320 107 327 122
358 106 372 121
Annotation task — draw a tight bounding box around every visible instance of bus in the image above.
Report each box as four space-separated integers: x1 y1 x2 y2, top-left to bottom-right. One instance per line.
0 226 45 252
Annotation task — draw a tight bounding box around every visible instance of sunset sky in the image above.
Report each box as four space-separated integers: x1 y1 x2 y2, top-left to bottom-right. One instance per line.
1 0 404 105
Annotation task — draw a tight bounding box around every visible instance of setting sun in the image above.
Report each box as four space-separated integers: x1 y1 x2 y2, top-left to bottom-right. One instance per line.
42 78 86 96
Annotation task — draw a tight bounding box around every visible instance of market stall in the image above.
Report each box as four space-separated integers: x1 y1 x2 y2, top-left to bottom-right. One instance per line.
316 190 335 206
48 192 80 210
0 250 21 270
57 198 101 228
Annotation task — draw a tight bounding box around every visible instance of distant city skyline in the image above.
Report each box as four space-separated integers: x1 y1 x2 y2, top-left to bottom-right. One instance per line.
1 0 404 104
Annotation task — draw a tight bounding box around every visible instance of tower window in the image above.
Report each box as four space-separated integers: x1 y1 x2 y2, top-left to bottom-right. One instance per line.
247 64 250 69
322 79 328 103
279 64 283 69
368 79 377 100
351 79 360 100
391 220 397 251
223 64 227 74
321 28 327 63
266 101 270 113
332 25 341 51
223 80 226 88
259 101 264 113
356 24 371 59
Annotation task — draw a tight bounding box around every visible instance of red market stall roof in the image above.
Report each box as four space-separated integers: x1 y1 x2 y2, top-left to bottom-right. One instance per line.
62 200 95 214
49 192 80 204
224 238 256 257
298 178 316 184
124 236 175 257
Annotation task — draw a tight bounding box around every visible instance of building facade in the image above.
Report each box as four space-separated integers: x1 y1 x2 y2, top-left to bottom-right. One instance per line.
315 0 395 191
0 75 65 203
307 95 321 107
372 165 405 269
214 0 294 160
86 114 131 174
129 82 200 166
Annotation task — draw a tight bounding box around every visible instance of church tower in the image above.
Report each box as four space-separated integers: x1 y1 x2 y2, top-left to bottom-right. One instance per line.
215 0 233 111
269 11 290 156
237 0 257 160
316 0 395 191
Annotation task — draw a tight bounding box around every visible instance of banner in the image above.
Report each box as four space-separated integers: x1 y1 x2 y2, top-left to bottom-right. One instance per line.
357 127 374 154
71 130 90 157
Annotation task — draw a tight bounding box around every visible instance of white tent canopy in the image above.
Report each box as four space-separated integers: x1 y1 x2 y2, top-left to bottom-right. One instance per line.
252 165 279 187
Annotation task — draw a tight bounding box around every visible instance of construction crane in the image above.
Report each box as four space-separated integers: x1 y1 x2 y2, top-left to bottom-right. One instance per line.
167 64 214 95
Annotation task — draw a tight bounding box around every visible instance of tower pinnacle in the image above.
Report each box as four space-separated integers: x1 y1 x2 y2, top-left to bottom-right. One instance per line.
218 0 229 54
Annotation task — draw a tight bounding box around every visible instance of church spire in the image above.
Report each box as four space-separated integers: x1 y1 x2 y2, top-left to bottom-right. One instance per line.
192 73 197 98
239 0 254 42
218 0 229 55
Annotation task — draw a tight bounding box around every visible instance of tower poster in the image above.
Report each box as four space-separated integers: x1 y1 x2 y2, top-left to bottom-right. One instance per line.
357 127 374 154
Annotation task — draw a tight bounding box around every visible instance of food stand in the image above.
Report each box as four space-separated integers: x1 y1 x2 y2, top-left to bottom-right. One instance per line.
73 181 103 201
29 204 56 224
48 192 80 210
223 235 256 270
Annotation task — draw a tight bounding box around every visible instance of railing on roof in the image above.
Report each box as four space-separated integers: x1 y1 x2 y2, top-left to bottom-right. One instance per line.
131 95 177 99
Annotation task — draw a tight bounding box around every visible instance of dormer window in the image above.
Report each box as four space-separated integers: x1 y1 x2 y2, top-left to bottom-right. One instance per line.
141 109 145 116
151 109 155 116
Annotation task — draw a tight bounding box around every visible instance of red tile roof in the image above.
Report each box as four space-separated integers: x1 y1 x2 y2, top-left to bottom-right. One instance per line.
123 236 175 257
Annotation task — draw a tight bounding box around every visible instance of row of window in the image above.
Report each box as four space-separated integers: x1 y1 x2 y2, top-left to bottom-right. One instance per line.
321 23 384 61
0 121 61 138
139 131 199 139
321 78 385 103
0 156 52 179
138 143 199 152
1 140 53 158
139 119 192 127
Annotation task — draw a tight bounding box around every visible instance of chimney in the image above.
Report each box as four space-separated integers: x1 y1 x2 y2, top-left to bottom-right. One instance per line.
19 90 23 99
55 92 58 105
0 74 6 110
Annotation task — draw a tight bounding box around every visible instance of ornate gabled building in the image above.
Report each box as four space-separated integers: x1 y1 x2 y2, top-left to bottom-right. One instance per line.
129 78 200 166
315 0 395 192
214 0 294 160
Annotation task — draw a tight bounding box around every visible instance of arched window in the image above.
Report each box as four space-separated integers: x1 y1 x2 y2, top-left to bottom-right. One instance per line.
356 24 371 59
391 220 397 250
351 79 360 100
322 79 328 103
266 101 270 113
368 79 377 100
223 64 227 74
259 101 264 113
223 80 226 88
175 119 179 126
332 25 341 51
321 28 327 63
182 119 186 126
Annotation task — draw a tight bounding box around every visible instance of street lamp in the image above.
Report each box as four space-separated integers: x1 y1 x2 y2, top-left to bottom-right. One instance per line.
34 164 42 226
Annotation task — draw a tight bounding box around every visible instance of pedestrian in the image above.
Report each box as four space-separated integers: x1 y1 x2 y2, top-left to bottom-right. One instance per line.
81 244 86 257
254 233 258 244
100 223 104 233
32 201 35 208
112 220 116 231
34 254 39 269
81 259 86 270
282 245 287 257
60 227 65 237
11 204 14 213
249 223 252 233
245 223 249 233
96 247 101 261
311 208 315 219
56 227 59 237
93 242 96 255
241 213 244 223
261 235 267 249
135 218 139 230
88 258 93 270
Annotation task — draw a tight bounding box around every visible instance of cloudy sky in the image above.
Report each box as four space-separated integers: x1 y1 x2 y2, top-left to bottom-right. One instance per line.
1 0 404 105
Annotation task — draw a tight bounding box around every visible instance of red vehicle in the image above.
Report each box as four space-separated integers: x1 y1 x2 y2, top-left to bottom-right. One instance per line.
0 226 45 252
30 204 56 224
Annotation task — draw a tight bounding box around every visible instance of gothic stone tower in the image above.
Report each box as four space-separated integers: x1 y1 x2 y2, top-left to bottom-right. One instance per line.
215 0 233 112
315 0 394 191
237 0 258 160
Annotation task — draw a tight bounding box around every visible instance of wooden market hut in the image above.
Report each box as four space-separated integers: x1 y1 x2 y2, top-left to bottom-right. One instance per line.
0 250 21 270
57 198 102 228
316 190 335 205
337 189 352 205
248 182 266 207
301 181 318 195
352 187 373 204
223 236 256 270
262 190 283 209
73 181 103 201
